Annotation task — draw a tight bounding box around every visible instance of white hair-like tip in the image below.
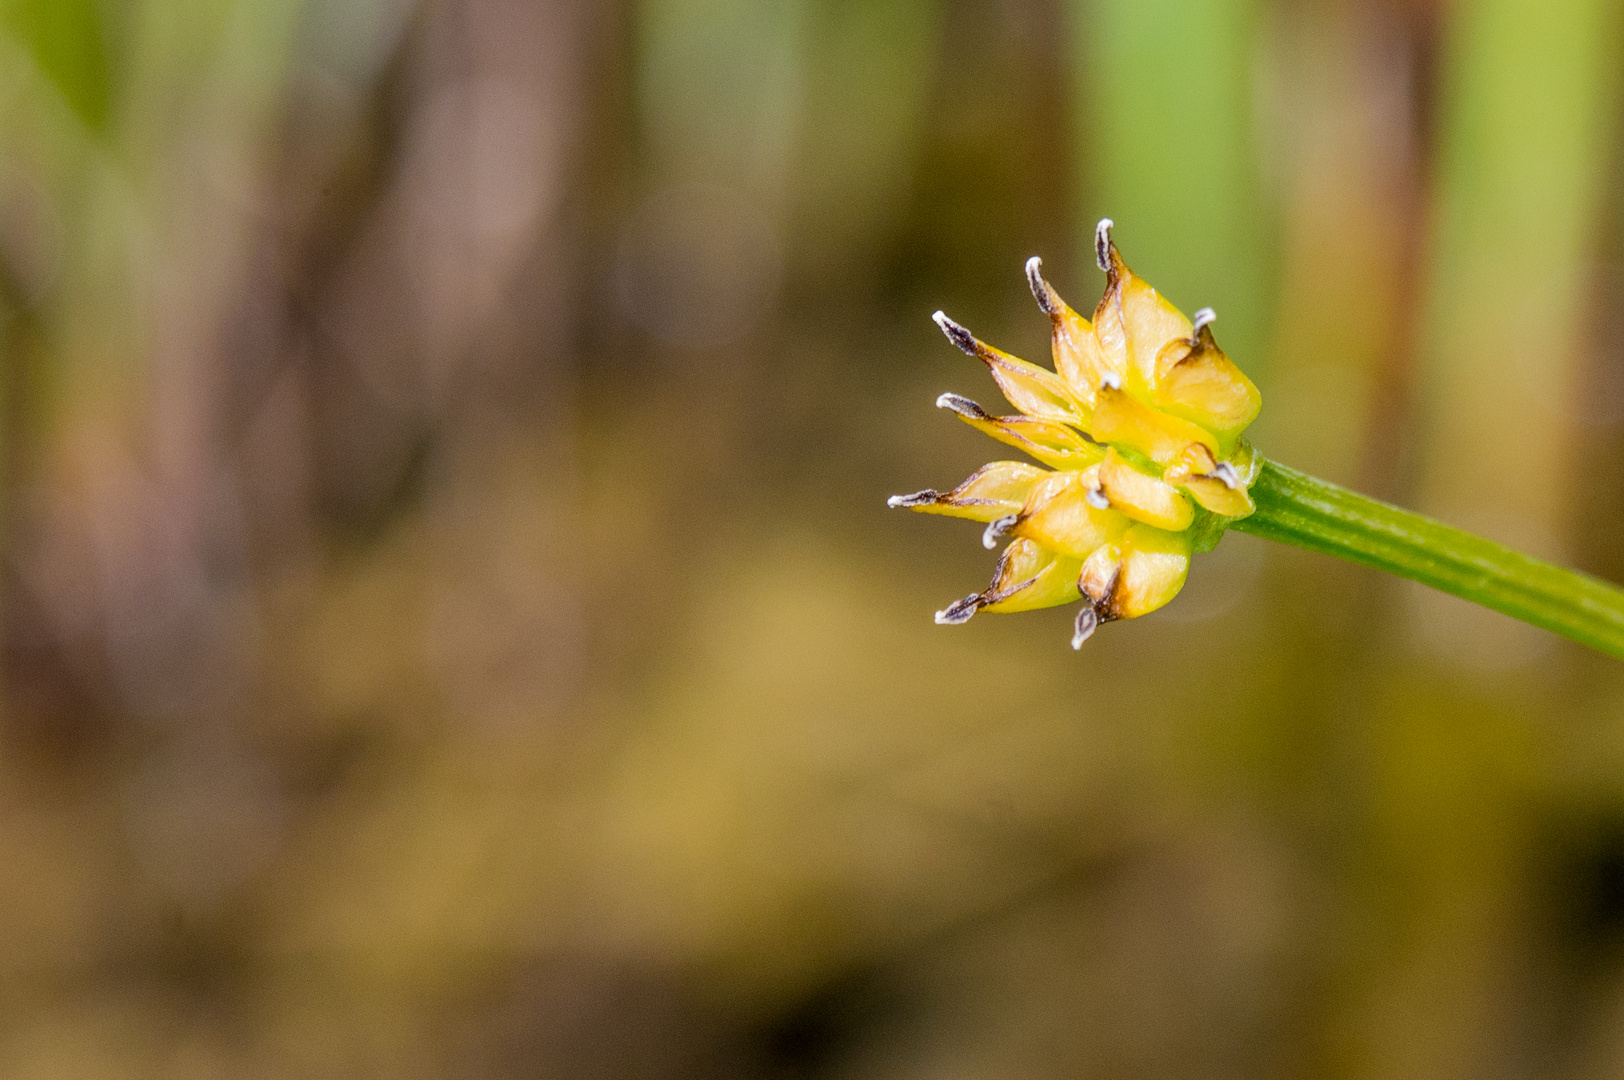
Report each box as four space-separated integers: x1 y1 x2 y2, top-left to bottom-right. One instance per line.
1094 218 1115 271
1024 256 1057 315
1192 307 1217 333
1085 486 1110 511
936 392 989 420
1210 462 1243 490
888 489 940 509
1099 371 1122 391
1071 606 1099 649
932 310 979 356
982 514 1018 550
934 595 980 625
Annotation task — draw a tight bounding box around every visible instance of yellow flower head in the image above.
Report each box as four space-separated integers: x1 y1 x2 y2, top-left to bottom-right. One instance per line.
890 220 1262 647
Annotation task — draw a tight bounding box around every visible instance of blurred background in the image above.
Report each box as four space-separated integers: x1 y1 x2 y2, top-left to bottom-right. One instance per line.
1 0 1624 1075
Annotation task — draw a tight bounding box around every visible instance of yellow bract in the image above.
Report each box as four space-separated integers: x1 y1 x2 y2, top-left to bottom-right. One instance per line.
890 221 1263 648
1097 450 1194 532
1014 470 1127 560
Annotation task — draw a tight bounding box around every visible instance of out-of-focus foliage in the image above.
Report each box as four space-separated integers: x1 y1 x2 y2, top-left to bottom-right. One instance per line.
0 0 1622 1078
1075 0 1270 363
2 0 112 129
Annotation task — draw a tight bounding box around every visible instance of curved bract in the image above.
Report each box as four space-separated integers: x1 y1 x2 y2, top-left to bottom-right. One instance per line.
889 221 1263 648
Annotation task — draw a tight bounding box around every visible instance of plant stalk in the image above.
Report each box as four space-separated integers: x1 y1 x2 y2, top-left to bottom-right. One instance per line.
1231 459 1624 660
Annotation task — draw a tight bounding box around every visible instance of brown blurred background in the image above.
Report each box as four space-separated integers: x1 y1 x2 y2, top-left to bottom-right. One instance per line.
1 0 1624 1075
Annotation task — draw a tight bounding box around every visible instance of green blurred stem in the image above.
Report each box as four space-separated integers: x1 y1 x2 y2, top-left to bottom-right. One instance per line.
1232 459 1624 660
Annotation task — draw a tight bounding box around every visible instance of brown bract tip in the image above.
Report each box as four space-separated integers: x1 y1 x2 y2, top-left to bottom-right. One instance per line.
934 594 981 625
932 311 979 357
1094 218 1114 272
982 514 1018 550
936 392 991 420
1025 256 1059 316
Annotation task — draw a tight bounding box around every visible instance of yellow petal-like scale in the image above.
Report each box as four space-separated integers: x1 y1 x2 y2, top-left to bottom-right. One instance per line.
980 539 1085 613
1111 525 1191 619
1093 243 1192 398
1154 329 1262 452
978 342 1089 426
1180 476 1255 518
1097 449 1194 531
1049 304 1110 403
954 411 1105 471
1014 470 1127 560
896 460 1048 522
1088 387 1217 467
1163 442 1257 517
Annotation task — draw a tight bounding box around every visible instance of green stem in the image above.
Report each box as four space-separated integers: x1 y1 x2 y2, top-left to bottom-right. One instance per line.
1231 459 1624 660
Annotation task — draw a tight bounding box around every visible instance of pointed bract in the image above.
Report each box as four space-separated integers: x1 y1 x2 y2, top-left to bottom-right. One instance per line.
934 312 1088 425
1088 386 1218 466
1091 232 1191 398
889 460 1048 522
980 539 1086 613
1164 442 1258 517
1154 323 1262 452
1111 525 1191 619
1028 256 1113 400
1013 469 1128 560
1097 449 1194 532
938 394 1105 470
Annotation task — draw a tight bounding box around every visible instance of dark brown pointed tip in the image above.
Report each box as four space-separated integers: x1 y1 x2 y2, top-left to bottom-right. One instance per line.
935 392 990 420
981 514 1018 550
1094 218 1115 273
932 311 1001 367
932 310 980 357
934 594 981 625
1025 257 1058 316
887 490 941 509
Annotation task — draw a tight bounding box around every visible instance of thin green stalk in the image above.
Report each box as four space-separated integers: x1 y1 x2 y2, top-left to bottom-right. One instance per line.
1232 459 1624 660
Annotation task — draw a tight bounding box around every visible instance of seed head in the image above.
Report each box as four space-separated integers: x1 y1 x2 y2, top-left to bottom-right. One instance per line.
890 222 1263 646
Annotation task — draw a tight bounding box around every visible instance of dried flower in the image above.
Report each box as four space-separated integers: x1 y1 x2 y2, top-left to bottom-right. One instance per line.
889 220 1262 647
